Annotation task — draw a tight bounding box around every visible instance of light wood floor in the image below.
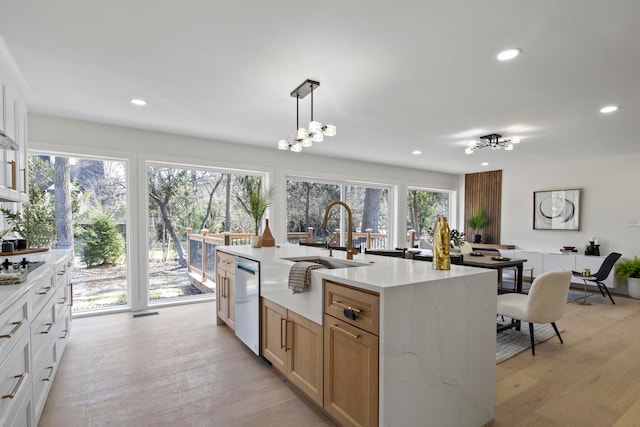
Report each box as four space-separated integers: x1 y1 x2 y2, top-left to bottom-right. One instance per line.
39 292 640 427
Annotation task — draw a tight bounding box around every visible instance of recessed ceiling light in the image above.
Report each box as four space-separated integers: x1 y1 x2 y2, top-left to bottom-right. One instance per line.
496 48 522 61
130 98 147 106
412 150 422 155
600 105 619 114
481 162 489 166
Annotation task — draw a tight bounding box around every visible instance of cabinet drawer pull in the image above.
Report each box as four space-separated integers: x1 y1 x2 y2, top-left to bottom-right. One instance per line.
40 323 54 334
331 300 362 313
69 282 74 307
7 160 17 190
58 296 66 304
285 319 291 351
37 286 52 295
43 366 54 381
280 317 286 349
0 321 23 339
2 374 25 399
58 270 65 275
21 168 27 193
330 324 361 340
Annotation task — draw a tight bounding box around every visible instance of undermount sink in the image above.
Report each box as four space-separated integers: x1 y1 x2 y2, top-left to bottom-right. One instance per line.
281 256 370 270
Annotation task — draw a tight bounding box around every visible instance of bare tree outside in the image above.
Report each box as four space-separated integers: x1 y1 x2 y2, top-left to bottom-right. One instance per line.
54 157 73 249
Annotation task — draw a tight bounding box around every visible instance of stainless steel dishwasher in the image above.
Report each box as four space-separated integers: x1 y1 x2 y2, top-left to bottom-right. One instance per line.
234 256 260 355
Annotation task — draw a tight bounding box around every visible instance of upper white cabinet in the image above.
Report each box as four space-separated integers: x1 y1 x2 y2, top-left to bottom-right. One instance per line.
0 66 26 202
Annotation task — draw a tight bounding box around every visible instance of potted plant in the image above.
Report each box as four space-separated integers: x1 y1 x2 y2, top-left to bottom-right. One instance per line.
426 226 465 249
615 256 640 299
467 210 489 244
236 178 274 247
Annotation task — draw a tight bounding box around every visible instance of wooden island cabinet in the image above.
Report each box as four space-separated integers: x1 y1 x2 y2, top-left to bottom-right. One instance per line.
323 281 379 427
216 250 235 329
220 243 497 427
261 297 323 406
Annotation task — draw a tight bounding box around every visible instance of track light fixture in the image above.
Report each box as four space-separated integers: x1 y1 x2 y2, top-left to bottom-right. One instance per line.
277 79 336 152
465 133 520 154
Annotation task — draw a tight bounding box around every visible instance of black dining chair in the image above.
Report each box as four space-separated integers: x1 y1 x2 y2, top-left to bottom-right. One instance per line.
572 252 622 304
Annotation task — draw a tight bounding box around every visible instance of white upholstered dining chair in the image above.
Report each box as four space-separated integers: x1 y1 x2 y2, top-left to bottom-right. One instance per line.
497 270 572 355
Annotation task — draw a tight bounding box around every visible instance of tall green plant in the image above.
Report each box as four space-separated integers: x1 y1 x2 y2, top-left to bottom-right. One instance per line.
236 177 274 235
467 209 490 233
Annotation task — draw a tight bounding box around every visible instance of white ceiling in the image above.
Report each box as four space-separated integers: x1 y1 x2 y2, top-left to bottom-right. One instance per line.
1 0 638 174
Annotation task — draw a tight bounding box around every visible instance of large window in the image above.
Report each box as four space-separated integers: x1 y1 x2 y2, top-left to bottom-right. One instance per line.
22 154 129 313
406 188 451 244
146 163 264 304
286 177 390 249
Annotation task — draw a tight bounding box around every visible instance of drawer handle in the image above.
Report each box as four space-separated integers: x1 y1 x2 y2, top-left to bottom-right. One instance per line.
37 286 52 295
58 271 65 276
330 324 360 340
2 374 25 399
60 329 68 339
0 321 23 339
43 366 54 381
331 300 362 313
58 297 67 304
280 317 286 349
40 323 54 334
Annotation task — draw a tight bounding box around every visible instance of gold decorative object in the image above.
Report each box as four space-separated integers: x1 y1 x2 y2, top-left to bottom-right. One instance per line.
433 215 451 270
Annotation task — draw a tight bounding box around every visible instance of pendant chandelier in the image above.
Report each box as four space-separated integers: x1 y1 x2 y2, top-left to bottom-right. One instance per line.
278 79 336 152
465 133 520 154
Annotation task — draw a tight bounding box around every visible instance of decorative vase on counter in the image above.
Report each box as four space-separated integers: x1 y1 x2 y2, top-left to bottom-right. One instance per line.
432 215 451 270
251 235 261 248
260 218 275 247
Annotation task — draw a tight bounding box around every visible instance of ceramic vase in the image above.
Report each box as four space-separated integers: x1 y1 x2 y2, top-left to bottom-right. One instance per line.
251 235 261 248
260 219 275 247
628 277 640 299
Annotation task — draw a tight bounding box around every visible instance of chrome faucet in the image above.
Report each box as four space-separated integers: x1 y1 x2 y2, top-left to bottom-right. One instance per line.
322 200 355 260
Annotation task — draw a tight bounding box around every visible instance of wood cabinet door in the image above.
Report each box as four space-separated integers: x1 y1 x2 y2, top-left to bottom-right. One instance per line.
324 315 378 427
225 272 235 330
261 298 287 373
216 269 229 325
288 310 323 406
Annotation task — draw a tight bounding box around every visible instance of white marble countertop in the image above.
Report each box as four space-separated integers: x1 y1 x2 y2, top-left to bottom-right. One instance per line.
0 249 72 314
219 243 495 324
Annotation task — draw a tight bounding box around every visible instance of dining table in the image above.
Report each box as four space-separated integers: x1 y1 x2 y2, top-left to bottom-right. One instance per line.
462 252 528 293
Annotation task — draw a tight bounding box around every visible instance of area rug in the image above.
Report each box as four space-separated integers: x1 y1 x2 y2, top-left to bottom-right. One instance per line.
496 320 560 364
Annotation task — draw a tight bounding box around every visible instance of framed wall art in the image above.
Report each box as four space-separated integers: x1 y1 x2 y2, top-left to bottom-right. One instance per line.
533 189 580 230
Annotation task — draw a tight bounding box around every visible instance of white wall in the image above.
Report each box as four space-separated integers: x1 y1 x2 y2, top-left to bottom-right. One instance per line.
28 113 462 248
501 152 640 259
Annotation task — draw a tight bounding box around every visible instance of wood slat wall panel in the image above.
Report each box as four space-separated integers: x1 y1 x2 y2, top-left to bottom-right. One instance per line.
464 170 502 244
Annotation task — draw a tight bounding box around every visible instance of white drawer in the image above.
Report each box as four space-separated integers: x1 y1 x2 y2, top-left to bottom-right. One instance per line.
30 299 55 371
28 269 54 319
32 339 57 422
53 284 68 324
0 331 30 426
5 382 32 427
0 292 28 364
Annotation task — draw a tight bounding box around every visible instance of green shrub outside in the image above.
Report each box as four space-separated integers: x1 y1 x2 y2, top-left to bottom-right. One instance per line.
80 211 125 267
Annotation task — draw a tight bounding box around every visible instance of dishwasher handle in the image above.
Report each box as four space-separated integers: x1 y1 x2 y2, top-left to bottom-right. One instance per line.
236 263 258 274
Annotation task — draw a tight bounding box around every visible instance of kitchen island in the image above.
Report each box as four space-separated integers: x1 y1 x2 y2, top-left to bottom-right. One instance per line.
217 244 497 427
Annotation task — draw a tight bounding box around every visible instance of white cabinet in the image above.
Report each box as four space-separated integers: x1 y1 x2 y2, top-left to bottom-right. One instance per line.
542 253 576 274
0 252 72 427
0 65 27 202
30 255 72 423
0 327 32 427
